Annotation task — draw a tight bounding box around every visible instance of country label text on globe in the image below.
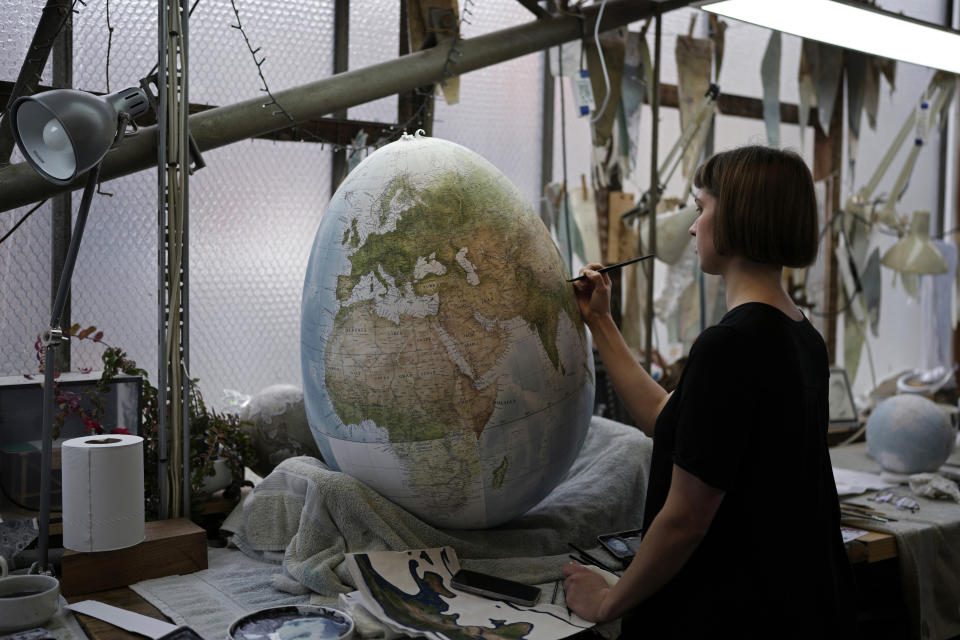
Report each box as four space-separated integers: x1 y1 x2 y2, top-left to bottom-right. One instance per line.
301 133 595 528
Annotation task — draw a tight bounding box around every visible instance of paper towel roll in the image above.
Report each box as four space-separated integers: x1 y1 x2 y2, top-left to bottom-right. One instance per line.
61 434 145 552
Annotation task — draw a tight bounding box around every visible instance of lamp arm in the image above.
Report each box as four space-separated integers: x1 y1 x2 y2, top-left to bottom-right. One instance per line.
658 85 718 181
874 80 954 226
857 74 954 205
34 161 101 575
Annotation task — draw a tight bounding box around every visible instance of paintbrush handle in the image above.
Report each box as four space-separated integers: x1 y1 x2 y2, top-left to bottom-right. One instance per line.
567 254 655 282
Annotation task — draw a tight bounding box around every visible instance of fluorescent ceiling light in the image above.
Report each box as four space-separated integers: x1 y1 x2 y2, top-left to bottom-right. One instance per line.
699 0 960 75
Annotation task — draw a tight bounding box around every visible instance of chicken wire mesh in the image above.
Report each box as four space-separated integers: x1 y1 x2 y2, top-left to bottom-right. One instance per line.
1 0 545 410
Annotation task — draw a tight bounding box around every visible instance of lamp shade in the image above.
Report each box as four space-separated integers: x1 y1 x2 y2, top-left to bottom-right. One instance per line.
10 87 149 185
641 203 700 264
881 210 948 275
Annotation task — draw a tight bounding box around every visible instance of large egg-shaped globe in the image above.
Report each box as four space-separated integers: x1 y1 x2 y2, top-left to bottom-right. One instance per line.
300 133 595 528
866 394 956 474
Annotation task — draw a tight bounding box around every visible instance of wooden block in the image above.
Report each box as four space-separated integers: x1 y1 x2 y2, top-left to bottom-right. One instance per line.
60 518 207 596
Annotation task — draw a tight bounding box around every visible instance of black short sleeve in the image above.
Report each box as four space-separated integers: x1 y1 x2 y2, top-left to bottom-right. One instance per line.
672 325 748 490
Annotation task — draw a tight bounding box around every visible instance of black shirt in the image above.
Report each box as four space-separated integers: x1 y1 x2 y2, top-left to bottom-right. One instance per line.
628 302 856 639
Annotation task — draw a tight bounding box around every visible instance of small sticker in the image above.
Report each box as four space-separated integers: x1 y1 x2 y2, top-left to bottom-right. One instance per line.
573 70 595 118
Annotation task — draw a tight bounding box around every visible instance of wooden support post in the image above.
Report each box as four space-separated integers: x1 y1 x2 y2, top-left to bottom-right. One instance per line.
813 76 844 364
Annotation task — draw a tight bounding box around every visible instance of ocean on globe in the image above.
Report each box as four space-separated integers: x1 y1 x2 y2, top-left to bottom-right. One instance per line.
866 394 957 474
300 132 595 529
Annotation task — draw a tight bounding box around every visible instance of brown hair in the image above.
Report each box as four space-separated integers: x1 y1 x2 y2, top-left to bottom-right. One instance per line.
693 146 819 268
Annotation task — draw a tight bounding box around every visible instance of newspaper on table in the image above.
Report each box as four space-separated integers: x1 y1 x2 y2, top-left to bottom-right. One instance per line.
343 547 592 640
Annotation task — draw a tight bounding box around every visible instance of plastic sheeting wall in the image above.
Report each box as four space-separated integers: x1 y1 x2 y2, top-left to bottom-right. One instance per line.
0 0 543 408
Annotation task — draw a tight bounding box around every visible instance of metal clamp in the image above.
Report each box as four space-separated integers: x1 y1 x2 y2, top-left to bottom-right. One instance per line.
40 326 64 347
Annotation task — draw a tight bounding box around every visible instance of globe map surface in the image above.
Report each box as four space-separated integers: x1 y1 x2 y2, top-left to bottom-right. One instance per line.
301 134 595 528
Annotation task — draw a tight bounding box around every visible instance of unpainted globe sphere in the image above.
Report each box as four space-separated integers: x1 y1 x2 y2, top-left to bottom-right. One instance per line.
240 384 324 478
866 394 956 474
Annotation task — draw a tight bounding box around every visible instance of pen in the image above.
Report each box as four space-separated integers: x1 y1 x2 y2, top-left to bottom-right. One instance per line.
566 254 655 282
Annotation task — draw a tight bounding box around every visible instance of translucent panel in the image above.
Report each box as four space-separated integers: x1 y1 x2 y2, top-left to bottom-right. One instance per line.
70 171 159 378
0 2 54 85
188 140 331 402
72 0 156 94
434 1 543 208
0 201 52 375
188 0 335 106
348 0 399 123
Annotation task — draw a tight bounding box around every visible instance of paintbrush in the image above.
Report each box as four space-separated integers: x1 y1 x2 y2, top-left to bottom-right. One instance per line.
567 254 655 282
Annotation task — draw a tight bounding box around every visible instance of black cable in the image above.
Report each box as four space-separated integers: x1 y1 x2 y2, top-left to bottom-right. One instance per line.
0 199 48 246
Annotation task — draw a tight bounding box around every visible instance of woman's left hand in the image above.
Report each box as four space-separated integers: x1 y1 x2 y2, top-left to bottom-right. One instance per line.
561 562 611 622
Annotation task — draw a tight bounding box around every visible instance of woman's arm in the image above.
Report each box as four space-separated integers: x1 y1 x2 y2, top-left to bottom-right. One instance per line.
562 464 725 622
573 265 668 436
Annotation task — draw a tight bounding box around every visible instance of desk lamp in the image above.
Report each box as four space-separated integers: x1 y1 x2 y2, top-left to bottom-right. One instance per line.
881 210 948 275
9 86 149 574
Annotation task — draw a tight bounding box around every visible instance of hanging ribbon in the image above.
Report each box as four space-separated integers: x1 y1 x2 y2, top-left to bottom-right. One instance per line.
761 31 781 147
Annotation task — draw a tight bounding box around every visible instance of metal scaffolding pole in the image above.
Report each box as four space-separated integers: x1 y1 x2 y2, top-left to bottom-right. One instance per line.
0 0 692 212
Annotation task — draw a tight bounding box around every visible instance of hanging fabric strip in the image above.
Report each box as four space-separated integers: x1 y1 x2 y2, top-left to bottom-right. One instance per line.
708 13 726 80
798 40 816 148
619 30 647 178
861 246 882 337
846 50 868 184
864 55 881 131
761 31 781 148
813 42 843 135
675 34 714 177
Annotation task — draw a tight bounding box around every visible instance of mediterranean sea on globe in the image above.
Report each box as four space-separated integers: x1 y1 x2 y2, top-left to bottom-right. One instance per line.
300 132 595 529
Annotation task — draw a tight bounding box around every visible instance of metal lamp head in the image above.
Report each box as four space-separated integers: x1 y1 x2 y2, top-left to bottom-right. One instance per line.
10 86 149 185
881 210 949 275
640 203 700 264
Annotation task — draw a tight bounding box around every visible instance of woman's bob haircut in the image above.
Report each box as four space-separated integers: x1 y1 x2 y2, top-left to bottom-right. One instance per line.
693 146 820 268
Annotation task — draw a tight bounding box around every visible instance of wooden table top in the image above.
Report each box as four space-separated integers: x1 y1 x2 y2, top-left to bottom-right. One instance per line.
63 527 897 640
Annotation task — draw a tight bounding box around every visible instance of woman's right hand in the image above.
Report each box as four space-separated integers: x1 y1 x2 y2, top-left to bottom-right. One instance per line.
572 263 613 327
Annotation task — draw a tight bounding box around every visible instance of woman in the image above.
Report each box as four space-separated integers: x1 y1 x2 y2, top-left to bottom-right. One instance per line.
564 146 857 638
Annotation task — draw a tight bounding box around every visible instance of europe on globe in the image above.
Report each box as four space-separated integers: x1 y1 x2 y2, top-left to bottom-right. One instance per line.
300 132 595 528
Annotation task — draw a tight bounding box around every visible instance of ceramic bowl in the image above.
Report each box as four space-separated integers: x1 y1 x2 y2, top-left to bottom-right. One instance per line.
228 605 354 640
0 574 61 633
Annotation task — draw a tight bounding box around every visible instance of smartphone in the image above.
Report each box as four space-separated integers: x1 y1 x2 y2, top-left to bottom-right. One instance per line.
450 569 541 606
597 528 643 560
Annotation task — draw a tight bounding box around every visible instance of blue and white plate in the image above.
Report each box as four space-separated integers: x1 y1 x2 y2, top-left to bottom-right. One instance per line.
228 605 354 640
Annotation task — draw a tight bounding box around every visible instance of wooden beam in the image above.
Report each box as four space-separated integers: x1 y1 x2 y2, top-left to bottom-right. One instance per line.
658 82 819 126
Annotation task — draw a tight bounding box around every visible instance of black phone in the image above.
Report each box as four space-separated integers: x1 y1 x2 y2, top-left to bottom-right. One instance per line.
450 569 541 606
597 528 643 560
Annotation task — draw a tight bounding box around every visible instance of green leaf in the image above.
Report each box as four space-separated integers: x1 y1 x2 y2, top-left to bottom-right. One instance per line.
69 323 81 335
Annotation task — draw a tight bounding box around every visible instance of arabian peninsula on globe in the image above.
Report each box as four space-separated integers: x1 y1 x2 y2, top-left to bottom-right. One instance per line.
301 133 595 528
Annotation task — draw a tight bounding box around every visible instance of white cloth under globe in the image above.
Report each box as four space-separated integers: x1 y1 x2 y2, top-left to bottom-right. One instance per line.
866 394 957 474
300 133 595 529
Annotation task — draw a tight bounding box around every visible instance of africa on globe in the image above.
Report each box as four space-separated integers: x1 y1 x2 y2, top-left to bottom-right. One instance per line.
301 132 594 528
